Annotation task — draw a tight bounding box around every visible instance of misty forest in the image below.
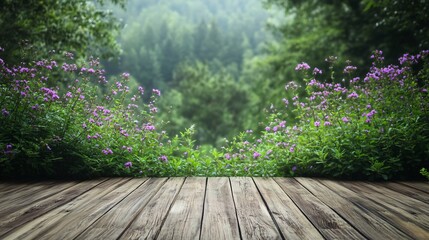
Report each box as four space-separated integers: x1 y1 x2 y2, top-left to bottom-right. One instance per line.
1 0 429 180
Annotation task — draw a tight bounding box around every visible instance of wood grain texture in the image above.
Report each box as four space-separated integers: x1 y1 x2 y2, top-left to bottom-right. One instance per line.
75 178 163 240
230 177 282 240
0 181 56 206
119 177 185 240
274 178 365 239
254 178 323 240
0 181 76 218
378 181 429 203
200 177 240 240
296 178 411 239
326 180 429 239
3 178 138 240
0 181 32 193
1 178 429 239
346 182 429 220
157 177 206 240
399 181 429 194
0 179 104 237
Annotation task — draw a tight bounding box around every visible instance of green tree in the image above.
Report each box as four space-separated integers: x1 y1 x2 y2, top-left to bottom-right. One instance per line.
0 0 124 64
160 62 251 145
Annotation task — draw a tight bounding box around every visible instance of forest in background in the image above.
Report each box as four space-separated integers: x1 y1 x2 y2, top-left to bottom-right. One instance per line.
101 0 429 146
102 0 284 146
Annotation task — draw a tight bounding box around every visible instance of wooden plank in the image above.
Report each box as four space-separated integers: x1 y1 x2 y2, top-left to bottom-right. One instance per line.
119 177 185 240
348 182 429 219
399 181 429 194
0 181 77 218
296 178 411 239
0 181 31 193
0 179 104 237
0 181 56 204
75 178 167 240
274 178 365 239
378 182 429 204
200 178 240 240
3 178 141 240
230 177 282 240
323 180 429 239
157 177 206 240
254 178 323 240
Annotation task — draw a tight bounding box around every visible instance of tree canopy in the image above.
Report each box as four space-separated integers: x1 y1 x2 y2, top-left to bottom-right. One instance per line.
0 0 125 64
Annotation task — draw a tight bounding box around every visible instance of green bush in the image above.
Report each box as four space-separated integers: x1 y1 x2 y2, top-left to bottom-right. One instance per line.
0 50 204 179
220 50 429 180
1 48 428 180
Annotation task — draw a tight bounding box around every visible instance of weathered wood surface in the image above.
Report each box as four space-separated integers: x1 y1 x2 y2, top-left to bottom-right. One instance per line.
0 178 428 240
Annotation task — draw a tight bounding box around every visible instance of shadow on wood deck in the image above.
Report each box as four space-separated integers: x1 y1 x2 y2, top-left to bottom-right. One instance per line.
0 177 428 239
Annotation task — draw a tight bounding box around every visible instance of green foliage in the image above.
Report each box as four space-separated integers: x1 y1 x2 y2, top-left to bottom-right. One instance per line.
0 0 124 65
421 168 429 180
158 62 252 146
260 0 429 114
220 50 429 180
0 51 204 179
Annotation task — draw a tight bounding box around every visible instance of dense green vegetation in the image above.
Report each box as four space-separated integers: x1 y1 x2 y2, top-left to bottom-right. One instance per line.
1 0 428 180
103 0 281 145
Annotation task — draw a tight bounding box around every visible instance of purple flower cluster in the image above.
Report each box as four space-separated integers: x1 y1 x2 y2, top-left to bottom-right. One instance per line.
4 144 13 154
102 148 113 155
124 161 132 168
152 89 161 96
41 87 60 102
159 155 168 163
295 62 311 71
343 65 357 74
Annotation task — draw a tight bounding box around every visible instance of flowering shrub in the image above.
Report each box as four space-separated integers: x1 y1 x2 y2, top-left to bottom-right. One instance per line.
0 49 204 178
220 50 429 180
1 48 428 180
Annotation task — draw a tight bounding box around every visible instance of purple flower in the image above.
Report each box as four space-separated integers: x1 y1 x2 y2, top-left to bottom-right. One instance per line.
313 67 322 75
138 86 144 95
366 109 377 118
314 121 320 127
291 165 297 172
225 153 231 160
159 155 168 163
343 65 357 74
102 148 113 155
121 131 129 137
2 108 9 116
324 121 331 126
265 127 271 131
253 151 261 159
124 161 132 168
144 124 156 131
289 147 295 153
342 117 349 123
152 89 161 96
122 72 130 80
347 92 359 99
4 144 13 154
295 62 310 71
273 126 278 132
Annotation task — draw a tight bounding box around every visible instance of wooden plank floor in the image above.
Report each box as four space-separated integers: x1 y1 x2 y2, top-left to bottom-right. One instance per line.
0 178 428 239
